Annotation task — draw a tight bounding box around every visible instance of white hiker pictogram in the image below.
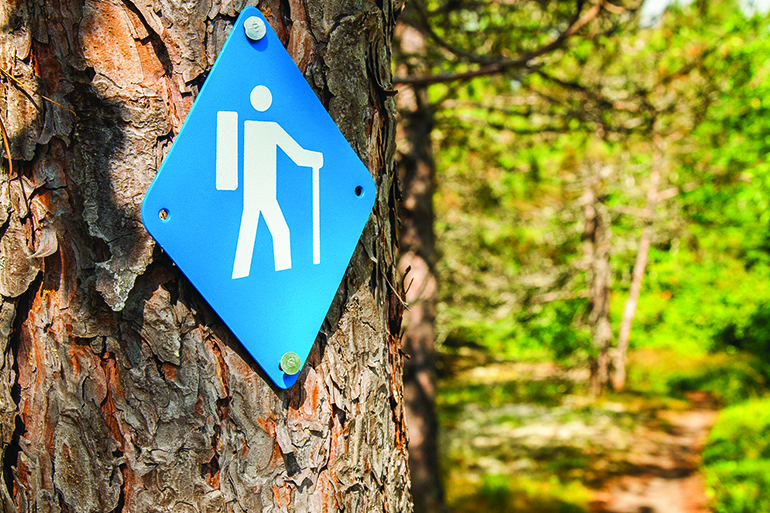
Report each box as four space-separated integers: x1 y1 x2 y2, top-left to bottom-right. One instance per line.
216 85 323 279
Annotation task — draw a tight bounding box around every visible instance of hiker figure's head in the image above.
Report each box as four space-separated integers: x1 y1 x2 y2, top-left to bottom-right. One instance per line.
250 85 272 112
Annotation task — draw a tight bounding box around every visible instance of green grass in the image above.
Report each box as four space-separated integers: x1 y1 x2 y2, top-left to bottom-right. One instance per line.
446 474 593 513
439 380 580 415
627 348 770 405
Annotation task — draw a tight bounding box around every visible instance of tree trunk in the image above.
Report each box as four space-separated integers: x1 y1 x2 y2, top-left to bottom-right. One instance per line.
612 135 662 391
392 14 444 512
395 81 444 512
0 1 411 512
583 175 612 396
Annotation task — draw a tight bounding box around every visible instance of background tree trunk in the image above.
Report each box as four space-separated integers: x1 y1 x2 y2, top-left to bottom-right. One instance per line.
583 171 613 396
613 135 662 391
395 82 444 512
393 14 445 511
0 1 411 511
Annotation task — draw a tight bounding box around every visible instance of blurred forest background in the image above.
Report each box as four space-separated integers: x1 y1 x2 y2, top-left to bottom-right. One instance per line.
392 0 770 511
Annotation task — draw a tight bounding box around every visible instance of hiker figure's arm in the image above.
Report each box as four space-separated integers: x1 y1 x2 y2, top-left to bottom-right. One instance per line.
275 125 323 169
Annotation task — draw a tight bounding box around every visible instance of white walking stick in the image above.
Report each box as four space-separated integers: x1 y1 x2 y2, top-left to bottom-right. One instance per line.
312 165 320 265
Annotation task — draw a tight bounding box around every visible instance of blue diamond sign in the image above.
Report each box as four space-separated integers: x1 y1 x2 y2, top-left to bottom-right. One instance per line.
141 7 376 389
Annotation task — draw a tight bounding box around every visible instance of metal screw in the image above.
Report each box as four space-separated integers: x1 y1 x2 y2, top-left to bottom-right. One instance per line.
244 16 266 41
280 352 302 375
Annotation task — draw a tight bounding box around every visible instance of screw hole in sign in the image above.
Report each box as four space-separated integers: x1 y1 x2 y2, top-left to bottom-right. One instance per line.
355 186 363 197
159 208 170 221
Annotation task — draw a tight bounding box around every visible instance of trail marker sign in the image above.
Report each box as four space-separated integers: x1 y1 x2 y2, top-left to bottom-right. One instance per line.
141 7 376 389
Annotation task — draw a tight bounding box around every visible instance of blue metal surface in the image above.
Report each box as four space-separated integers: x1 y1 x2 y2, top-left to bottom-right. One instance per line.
141 7 376 389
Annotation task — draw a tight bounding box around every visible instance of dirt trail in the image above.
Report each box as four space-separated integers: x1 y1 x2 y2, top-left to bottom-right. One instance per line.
593 393 718 513
440 361 721 513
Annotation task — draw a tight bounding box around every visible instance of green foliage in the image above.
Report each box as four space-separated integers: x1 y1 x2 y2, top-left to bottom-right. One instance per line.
628 349 770 404
447 474 591 513
717 303 770 357
628 249 770 355
703 399 770 512
440 299 590 363
429 0 770 374
439 379 579 419
705 460 770 513
704 399 770 464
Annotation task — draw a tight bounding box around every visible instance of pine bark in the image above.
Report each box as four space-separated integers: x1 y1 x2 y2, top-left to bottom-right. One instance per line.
0 0 411 511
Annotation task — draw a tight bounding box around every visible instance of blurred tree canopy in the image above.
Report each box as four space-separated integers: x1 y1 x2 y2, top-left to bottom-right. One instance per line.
427 0 770 383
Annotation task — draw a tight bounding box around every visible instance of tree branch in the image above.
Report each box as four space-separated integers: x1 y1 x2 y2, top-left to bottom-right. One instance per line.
394 0 611 86
530 289 589 304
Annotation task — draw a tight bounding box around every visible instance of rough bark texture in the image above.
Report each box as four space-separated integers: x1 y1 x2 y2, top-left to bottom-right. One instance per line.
0 0 411 511
583 177 612 396
613 136 662 392
395 82 443 513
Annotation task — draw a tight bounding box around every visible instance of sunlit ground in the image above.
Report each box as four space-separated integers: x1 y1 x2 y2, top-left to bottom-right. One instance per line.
437 345 764 513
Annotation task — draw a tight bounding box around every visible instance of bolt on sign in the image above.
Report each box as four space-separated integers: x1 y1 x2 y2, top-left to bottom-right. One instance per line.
141 8 376 389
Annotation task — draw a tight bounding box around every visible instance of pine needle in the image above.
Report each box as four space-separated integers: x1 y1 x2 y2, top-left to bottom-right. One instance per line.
0 67 77 117
0 114 12 179
0 64 80 180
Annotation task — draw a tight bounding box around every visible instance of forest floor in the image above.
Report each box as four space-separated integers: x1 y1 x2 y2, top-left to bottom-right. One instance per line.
438 354 719 513
592 391 718 513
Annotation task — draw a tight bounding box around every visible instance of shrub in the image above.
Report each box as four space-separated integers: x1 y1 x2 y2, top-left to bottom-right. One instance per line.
704 459 770 513
703 398 770 512
703 398 770 464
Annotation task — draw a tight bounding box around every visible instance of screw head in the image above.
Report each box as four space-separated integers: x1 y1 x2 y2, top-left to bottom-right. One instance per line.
244 16 266 41
280 352 302 375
